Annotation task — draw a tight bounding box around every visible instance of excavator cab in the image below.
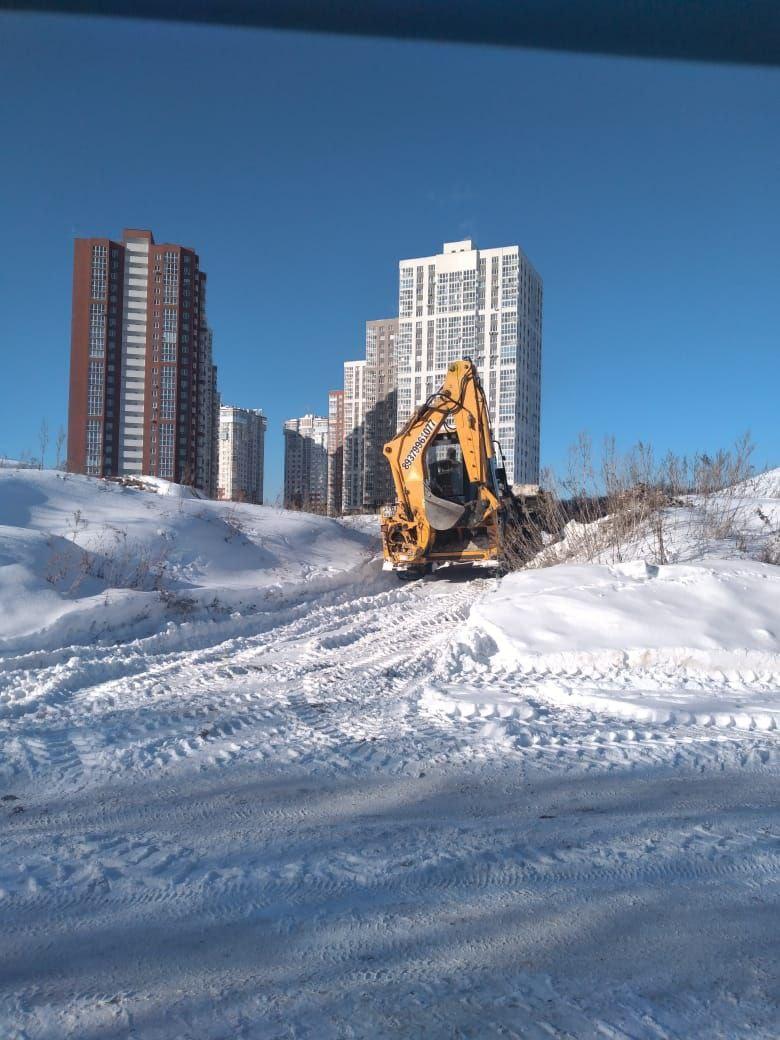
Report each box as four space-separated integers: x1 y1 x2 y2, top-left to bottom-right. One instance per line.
423 436 476 530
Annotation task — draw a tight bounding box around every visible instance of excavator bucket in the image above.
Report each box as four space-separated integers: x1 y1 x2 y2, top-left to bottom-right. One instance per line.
422 485 467 531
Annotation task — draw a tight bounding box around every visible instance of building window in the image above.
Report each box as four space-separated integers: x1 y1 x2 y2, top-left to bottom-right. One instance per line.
85 418 102 475
163 250 179 304
90 244 107 298
89 302 106 357
160 366 176 419
87 361 104 415
158 423 174 478
162 306 177 361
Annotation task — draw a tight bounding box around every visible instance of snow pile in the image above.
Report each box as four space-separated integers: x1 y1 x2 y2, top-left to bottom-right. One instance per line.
336 513 381 535
469 469 780 674
432 472 780 736
111 474 205 498
467 559 780 672
0 458 39 470
744 467 780 497
433 558 780 732
0 469 377 653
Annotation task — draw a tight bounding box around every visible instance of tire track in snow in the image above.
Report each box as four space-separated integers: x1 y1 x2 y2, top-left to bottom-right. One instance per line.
0 574 486 789
3 570 779 1039
6 768 778 946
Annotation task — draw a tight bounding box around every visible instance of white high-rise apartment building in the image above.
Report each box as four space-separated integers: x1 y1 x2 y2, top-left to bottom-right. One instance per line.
283 414 329 511
119 232 150 476
217 405 267 503
342 360 368 512
396 239 542 485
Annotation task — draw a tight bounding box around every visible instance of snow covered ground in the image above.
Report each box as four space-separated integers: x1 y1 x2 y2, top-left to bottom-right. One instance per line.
0 469 374 653
1 469 778 1038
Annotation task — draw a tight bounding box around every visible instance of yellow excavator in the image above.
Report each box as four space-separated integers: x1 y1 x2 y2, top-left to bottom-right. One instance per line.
381 359 543 578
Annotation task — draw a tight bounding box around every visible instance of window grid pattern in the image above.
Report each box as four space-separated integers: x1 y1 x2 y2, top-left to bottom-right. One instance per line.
160 366 176 420
163 251 179 305
87 361 104 415
399 266 414 317
85 418 102 476
158 423 174 478
89 302 106 357
91 245 107 298
436 271 463 314
501 254 519 308
162 305 178 361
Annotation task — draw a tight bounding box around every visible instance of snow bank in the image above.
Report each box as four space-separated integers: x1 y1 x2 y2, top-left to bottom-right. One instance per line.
744 467 780 498
440 472 780 732
123 474 203 498
471 560 780 666
0 470 378 653
0 458 40 469
434 559 780 735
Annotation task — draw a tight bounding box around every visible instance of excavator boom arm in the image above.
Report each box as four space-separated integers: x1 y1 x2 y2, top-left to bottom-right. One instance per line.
385 361 498 516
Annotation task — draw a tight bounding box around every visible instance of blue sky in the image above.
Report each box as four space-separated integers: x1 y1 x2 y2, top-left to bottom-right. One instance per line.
1 13 778 498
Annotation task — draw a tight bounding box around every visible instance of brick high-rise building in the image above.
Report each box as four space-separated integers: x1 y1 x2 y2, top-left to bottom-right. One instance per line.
67 228 219 493
326 390 344 516
217 405 267 504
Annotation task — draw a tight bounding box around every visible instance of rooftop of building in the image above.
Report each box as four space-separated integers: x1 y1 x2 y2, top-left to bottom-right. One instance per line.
74 228 201 254
220 404 266 417
398 238 540 279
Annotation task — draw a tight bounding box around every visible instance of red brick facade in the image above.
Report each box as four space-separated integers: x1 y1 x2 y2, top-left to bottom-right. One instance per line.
67 229 218 494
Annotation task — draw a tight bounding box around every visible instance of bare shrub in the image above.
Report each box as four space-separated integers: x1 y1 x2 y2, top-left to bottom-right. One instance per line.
499 481 566 571
69 509 87 541
48 515 170 595
89 527 169 591
274 492 286 514
283 493 328 515
54 426 66 470
755 506 780 565
39 419 49 470
502 431 766 572
692 432 756 543
503 436 674 569
159 589 199 614
222 504 247 542
71 540 169 593
44 540 70 587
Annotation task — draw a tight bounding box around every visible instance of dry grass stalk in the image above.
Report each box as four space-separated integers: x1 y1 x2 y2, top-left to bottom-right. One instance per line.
501 432 771 571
